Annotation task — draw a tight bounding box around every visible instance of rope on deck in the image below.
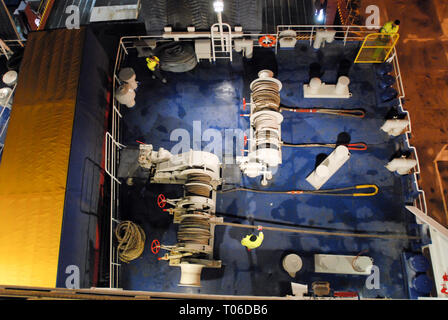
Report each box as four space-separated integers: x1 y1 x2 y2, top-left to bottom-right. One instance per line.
215 221 420 241
219 185 379 197
280 106 365 118
115 221 146 263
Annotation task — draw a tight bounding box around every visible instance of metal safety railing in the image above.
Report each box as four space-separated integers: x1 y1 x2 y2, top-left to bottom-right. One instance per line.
275 24 381 49
0 39 24 59
389 47 427 215
104 41 127 288
354 33 400 63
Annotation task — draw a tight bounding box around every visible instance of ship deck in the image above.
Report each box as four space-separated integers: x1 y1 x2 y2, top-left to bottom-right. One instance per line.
117 41 424 298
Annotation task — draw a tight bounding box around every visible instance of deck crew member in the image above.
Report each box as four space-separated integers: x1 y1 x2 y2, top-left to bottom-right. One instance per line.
241 226 264 251
146 55 167 84
380 20 400 34
373 20 400 60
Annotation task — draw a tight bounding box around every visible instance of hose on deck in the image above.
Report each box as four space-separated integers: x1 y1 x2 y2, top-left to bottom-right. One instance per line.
219 184 379 197
282 142 367 151
280 106 365 118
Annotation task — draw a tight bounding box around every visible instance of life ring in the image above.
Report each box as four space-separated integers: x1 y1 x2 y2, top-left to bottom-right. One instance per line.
259 35 277 48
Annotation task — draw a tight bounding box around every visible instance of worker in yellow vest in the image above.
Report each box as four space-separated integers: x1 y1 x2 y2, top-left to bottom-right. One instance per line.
241 226 264 251
373 20 400 60
146 55 167 84
380 20 400 34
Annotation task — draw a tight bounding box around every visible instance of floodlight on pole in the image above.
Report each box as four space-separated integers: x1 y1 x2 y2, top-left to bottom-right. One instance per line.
213 0 224 13
214 0 225 52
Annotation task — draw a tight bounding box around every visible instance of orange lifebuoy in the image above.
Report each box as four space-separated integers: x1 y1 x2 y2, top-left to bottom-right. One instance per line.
259 35 277 48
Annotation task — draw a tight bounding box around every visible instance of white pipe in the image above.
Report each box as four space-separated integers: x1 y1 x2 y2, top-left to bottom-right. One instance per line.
217 12 225 52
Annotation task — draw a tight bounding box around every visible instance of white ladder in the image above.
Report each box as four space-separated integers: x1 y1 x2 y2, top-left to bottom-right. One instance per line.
210 23 233 62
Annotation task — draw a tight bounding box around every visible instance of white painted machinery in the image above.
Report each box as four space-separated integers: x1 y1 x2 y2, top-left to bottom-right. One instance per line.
313 29 336 49
303 76 351 99
138 144 223 287
237 70 284 185
314 254 374 275
381 119 410 136
306 145 351 190
278 30 297 48
385 157 417 175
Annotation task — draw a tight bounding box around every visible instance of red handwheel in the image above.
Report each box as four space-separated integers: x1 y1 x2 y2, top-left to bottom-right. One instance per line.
244 135 248 147
157 194 166 208
151 239 160 254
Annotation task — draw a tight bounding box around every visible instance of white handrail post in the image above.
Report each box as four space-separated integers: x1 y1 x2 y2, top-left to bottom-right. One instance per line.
310 26 314 46
344 25 349 45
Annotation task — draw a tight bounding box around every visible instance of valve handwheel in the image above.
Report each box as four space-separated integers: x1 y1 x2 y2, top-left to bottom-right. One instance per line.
244 135 248 147
157 194 166 208
151 239 160 254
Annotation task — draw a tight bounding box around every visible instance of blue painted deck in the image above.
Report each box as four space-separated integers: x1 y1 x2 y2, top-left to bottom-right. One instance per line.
118 41 424 298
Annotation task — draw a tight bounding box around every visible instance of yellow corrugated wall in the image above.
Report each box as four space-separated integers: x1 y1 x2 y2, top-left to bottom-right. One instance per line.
0 29 84 287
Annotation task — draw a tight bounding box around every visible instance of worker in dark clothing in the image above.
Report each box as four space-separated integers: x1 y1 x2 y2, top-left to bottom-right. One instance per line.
146 55 167 83
241 226 264 251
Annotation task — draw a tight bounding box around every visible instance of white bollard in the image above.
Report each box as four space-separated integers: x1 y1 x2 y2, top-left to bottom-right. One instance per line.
2 71 18 86
315 164 330 178
335 76 350 95
309 77 322 94
282 254 303 278
178 263 204 287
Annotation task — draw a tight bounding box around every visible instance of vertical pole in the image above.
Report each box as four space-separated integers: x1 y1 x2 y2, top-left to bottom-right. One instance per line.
344 25 349 45
310 26 314 46
217 12 225 52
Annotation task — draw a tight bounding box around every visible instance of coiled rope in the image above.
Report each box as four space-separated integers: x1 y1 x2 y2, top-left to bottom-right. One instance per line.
115 221 146 263
251 80 281 112
185 173 213 198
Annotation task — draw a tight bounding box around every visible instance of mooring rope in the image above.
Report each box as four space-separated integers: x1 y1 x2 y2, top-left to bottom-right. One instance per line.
282 142 368 151
280 106 365 118
219 184 379 197
215 221 420 240
115 221 146 263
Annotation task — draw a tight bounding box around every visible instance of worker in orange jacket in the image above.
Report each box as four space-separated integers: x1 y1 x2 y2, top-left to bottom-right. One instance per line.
146 55 167 83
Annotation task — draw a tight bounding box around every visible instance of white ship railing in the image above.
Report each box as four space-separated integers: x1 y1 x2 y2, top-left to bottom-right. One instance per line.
105 41 126 288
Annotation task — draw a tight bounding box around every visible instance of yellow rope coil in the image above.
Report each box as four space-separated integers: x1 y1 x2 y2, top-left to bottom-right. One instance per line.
115 221 146 263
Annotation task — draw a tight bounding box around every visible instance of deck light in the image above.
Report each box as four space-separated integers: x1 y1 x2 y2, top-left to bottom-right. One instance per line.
213 0 224 13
